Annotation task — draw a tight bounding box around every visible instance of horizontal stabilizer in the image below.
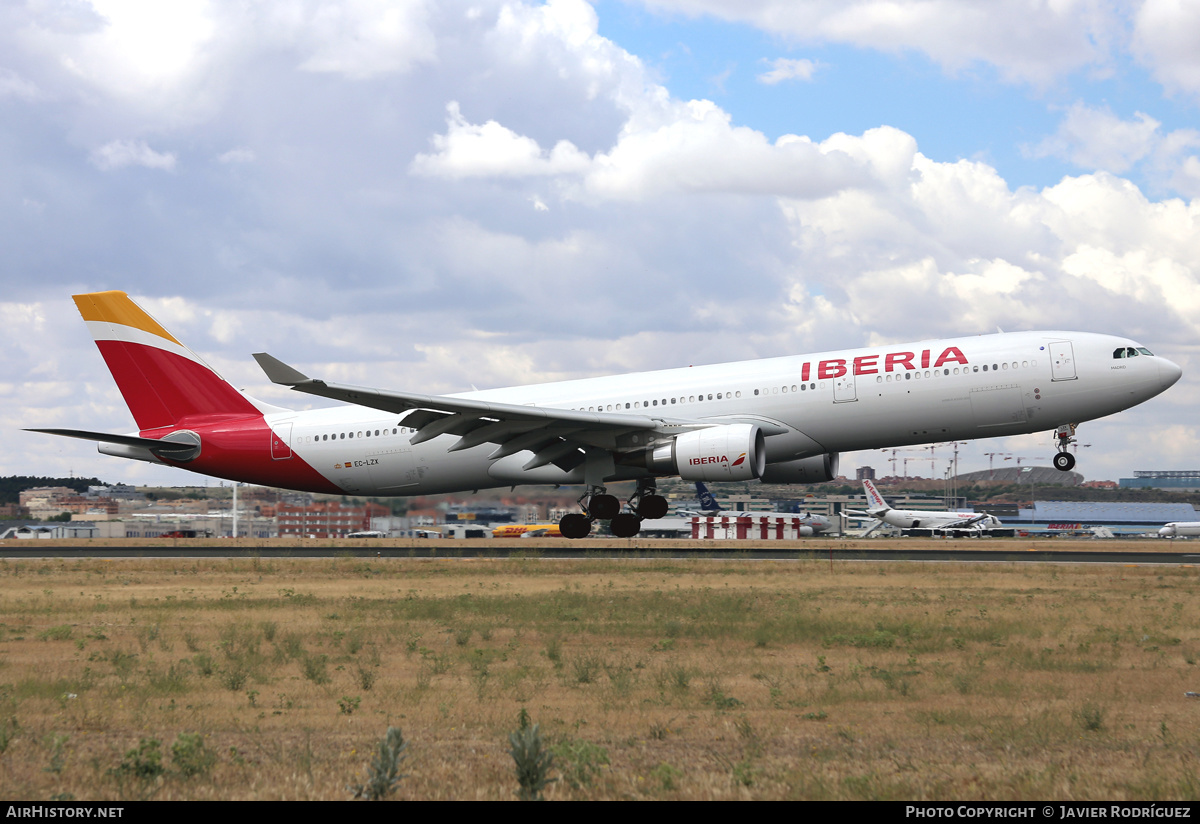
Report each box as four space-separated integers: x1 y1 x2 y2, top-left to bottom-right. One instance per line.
26 428 200 457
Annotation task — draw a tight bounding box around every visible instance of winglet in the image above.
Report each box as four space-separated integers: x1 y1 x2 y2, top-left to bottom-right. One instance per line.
253 353 311 386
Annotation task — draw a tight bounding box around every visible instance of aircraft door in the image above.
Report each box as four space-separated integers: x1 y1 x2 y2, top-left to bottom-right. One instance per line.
270 422 293 460
833 369 857 403
1049 340 1077 381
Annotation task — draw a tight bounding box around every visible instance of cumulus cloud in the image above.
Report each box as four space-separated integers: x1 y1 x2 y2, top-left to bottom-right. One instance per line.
632 0 1122 86
1029 103 1161 174
1028 102 1200 196
411 101 591 178
290 0 437 78
415 98 882 199
585 104 879 199
756 57 819 85
89 139 177 170
1132 0 1200 100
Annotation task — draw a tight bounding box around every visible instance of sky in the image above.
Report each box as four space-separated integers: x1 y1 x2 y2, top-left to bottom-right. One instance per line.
3 0 1200 489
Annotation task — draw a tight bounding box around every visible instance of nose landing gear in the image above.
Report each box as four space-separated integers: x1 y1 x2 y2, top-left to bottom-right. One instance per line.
1053 424 1078 472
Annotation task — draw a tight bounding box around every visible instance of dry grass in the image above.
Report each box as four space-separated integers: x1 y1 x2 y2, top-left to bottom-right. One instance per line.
0 555 1198 800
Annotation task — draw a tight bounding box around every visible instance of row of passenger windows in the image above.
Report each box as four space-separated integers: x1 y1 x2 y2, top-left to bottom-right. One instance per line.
875 360 1037 382
299 427 415 443
572 360 1040 411
576 391 743 412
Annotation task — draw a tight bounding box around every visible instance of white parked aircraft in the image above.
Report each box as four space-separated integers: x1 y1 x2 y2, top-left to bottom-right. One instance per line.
1158 522 1200 538
846 479 1002 535
30 291 1181 539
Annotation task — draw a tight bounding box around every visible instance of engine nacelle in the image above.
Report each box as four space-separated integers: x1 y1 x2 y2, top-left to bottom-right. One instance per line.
759 453 839 484
646 424 766 481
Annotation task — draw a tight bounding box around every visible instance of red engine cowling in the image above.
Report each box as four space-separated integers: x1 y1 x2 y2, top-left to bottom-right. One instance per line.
649 424 766 481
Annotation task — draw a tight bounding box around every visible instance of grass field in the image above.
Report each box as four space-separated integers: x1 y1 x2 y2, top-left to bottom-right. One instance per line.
0 553 1198 800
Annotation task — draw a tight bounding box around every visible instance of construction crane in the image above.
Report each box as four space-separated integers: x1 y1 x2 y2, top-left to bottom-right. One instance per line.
984 452 1012 480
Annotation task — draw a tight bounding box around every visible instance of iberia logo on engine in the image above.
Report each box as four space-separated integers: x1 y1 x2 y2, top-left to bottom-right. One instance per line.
689 452 747 466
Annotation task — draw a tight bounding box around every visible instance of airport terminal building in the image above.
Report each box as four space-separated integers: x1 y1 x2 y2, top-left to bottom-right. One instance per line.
1119 471 1200 491
1006 501 1200 536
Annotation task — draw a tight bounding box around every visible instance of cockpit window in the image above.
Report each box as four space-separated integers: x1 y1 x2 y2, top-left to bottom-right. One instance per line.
1128 347 1139 357
1137 347 1153 356
1113 348 1126 358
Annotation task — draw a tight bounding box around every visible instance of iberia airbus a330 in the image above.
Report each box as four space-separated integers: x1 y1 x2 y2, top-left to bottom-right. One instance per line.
30 291 1181 539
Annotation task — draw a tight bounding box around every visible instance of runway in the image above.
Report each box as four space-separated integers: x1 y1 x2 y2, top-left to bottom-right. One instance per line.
2 536 1197 564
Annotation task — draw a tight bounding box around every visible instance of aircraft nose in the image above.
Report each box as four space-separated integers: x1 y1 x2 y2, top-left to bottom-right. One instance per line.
1159 358 1183 390
1159 526 1175 538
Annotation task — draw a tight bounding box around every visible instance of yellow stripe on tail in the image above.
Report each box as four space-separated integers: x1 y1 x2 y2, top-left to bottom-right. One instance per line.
73 291 182 346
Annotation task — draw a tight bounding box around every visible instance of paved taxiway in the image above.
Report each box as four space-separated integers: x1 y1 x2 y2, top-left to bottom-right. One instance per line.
2 537 1197 564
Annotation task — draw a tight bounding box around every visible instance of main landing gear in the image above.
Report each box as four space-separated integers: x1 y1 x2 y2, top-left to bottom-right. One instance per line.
558 480 670 539
1053 424 1078 472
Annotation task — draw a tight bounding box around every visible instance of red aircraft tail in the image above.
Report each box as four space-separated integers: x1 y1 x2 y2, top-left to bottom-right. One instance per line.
72 291 261 431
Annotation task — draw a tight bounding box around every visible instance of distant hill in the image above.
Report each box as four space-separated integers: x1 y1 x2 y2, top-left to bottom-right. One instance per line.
0 476 106 506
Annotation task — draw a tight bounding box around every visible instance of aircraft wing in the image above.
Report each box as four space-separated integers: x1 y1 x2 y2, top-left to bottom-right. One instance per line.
939 514 991 529
860 519 886 537
254 353 708 470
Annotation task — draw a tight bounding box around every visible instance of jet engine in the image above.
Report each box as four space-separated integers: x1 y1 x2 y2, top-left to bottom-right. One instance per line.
640 424 766 481
758 452 839 484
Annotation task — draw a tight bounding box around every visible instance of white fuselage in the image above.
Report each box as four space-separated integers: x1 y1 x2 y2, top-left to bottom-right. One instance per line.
1159 522 1200 538
254 330 1179 496
870 509 1001 530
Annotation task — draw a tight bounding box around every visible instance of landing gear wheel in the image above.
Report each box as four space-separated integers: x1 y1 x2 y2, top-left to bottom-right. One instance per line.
610 513 642 538
636 494 669 520
559 513 592 539
1053 452 1076 472
588 494 621 520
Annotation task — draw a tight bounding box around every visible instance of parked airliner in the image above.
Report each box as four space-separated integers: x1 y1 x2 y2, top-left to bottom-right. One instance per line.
846 479 1002 535
30 291 1181 539
1158 522 1200 538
